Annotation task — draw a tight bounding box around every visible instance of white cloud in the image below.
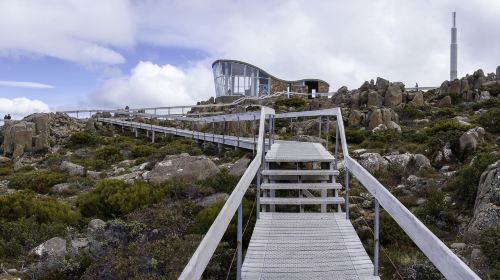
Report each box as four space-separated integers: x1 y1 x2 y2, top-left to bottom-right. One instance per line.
134 0 500 90
0 0 134 65
0 97 50 120
0 80 54 89
89 60 213 108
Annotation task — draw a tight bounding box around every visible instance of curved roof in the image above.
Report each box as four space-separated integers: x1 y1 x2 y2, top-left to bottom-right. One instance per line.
212 59 329 86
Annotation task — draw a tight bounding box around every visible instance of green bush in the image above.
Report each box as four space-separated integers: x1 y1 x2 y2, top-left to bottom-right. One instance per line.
159 139 202 156
0 192 79 261
130 145 158 158
424 120 471 136
274 97 307 108
198 169 239 193
369 129 402 144
0 192 79 224
449 152 500 210
380 211 413 248
8 170 65 194
479 108 500 133
0 162 13 176
68 132 98 147
79 179 169 218
398 104 425 120
471 97 500 110
480 226 500 277
95 145 123 169
345 129 368 144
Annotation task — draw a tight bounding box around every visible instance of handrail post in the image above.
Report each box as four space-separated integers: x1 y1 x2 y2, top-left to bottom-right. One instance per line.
345 171 350 219
335 122 339 168
318 116 322 139
252 115 256 155
222 117 226 144
374 198 380 276
237 203 243 280
256 172 261 219
237 116 240 148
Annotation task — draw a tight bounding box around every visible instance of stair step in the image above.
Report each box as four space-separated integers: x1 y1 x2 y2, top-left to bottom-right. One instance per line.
262 170 339 176
260 197 345 205
265 142 335 162
261 183 342 190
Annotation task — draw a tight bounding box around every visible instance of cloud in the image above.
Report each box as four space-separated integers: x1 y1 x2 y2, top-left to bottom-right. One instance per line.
0 80 54 89
89 60 213 109
0 97 50 120
0 0 134 65
134 0 500 89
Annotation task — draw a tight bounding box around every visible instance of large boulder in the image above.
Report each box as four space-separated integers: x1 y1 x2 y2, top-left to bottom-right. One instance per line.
60 161 86 177
410 92 424 107
480 80 500 96
459 127 485 153
2 121 35 158
229 156 251 177
496 66 500 81
448 79 461 95
367 109 383 130
146 153 219 185
466 160 500 239
197 193 229 207
358 153 388 173
348 110 363 127
438 96 452 107
384 85 403 107
433 143 457 168
367 90 383 107
376 77 390 94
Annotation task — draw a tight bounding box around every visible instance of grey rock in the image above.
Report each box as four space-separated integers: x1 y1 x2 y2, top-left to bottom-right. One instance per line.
453 116 471 126
438 96 452 107
375 77 390 94
71 238 90 252
358 153 388 173
410 92 424 106
88 219 106 232
229 157 251 177
471 248 481 260
32 237 67 259
384 153 413 169
0 156 11 164
197 193 229 207
459 127 485 153
450 242 466 250
434 143 457 168
466 160 500 239
367 90 382 107
348 110 363 127
50 183 73 194
60 160 86 177
413 154 431 170
480 91 490 100
146 154 219 185
384 85 403 107
87 170 103 180
367 109 383 130
386 121 401 132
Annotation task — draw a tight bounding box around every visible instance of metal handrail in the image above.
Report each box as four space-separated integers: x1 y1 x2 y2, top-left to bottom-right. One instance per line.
178 106 275 280
333 109 479 280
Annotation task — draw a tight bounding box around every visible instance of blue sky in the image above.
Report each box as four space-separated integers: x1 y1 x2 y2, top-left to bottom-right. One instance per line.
1 0 499 119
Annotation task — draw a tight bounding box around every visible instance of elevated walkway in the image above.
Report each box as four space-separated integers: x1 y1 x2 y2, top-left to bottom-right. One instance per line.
242 141 378 279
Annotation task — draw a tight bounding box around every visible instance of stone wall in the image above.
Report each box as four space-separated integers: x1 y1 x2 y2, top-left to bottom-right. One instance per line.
270 78 288 93
318 81 329 93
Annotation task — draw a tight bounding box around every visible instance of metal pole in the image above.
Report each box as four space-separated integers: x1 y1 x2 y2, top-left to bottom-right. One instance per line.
237 116 240 148
222 117 226 144
345 171 350 219
152 131 155 143
256 172 261 219
237 203 242 280
318 116 322 139
326 116 330 150
252 115 256 155
335 123 339 169
374 199 380 276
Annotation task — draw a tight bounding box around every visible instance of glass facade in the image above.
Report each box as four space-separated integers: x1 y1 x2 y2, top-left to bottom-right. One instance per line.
213 60 270 97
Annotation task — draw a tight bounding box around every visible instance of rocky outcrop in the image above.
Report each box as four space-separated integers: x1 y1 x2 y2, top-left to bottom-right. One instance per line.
1 113 84 158
459 127 485 153
146 153 219 185
384 85 403 107
409 92 424 107
438 96 452 107
466 160 500 239
358 153 388 173
196 193 229 207
433 143 457 168
229 156 251 177
348 110 363 127
366 108 398 131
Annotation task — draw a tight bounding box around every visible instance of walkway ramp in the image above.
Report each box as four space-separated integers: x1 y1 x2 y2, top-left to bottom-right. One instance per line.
242 142 379 279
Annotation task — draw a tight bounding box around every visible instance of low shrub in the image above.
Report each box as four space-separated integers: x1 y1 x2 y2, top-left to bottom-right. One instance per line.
0 192 79 261
345 129 368 144
197 169 240 193
130 145 158 158
95 145 123 170
471 97 500 110
0 162 13 176
398 104 425 120
369 129 402 144
159 139 202 156
68 132 98 147
424 119 471 136
479 108 500 133
449 152 500 210
8 170 65 194
79 179 169 218
274 97 307 108
480 226 500 277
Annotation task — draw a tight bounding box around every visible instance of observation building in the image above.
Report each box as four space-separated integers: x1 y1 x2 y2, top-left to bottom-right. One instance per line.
212 59 329 98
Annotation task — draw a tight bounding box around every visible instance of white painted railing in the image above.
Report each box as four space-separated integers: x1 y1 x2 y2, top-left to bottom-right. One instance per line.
178 106 275 280
332 109 480 280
